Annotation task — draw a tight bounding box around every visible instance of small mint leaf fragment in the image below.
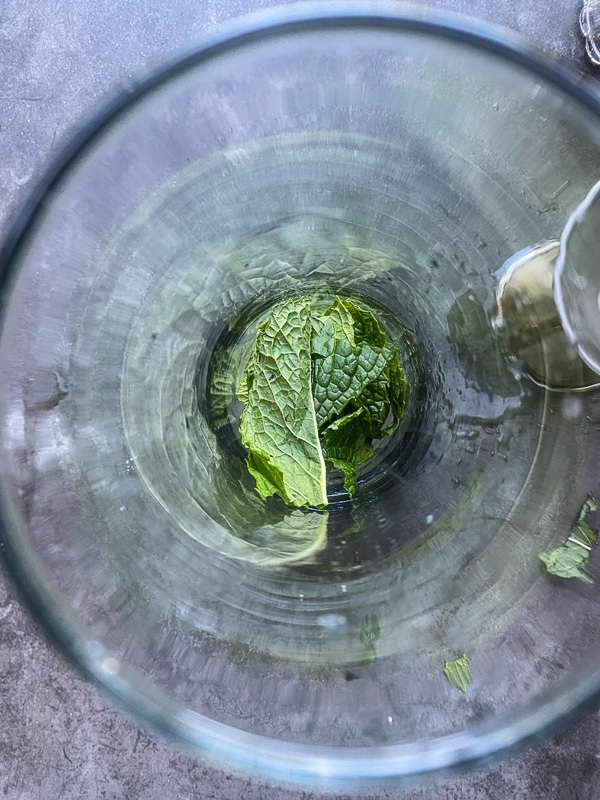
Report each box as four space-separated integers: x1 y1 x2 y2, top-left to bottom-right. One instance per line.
578 491 597 521
539 546 593 583
539 492 597 583
382 356 407 435
342 298 387 348
360 614 380 662
443 654 472 692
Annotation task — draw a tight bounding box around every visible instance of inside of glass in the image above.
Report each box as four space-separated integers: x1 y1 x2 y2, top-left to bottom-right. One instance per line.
1 24 600 756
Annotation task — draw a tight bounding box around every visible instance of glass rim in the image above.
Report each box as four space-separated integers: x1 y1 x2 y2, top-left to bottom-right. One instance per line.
2 1 600 787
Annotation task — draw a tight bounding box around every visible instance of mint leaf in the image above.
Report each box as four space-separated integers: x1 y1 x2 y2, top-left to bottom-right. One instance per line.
356 375 389 434
539 492 597 583
578 491 597 521
320 295 356 345
539 545 593 583
312 337 393 429
236 375 249 405
360 614 380 662
240 298 328 508
322 415 374 496
381 356 407 435
237 296 406 507
322 406 365 431
342 298 387 348
443 654 472 692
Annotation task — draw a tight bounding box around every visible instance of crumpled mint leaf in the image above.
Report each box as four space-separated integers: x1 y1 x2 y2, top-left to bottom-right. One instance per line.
322 414 374 496
443 654 472 692
312 297 355 344
356 375 389 434
343 298 387 348
312 336 394 429
381 356 407 435
236 375 249 405
539 545 593 583
322 406 365 432
579 491 597 519
539 492 597 583
240 298 328 509
238 295 406 507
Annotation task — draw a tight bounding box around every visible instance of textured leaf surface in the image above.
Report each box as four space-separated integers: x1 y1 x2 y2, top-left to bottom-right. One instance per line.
539 492 597 583
312 337 393 429
343 298 387 347
539 544 593 583
321 296 356 344
240 298 327 508
323 415 374 496
381 357 407 435
357 375 389 434
443 654 472 692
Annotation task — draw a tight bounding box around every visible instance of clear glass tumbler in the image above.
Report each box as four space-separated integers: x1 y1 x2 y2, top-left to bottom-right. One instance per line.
2 3 600 789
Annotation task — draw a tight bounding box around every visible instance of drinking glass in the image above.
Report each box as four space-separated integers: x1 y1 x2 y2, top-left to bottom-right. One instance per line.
2 3 600 788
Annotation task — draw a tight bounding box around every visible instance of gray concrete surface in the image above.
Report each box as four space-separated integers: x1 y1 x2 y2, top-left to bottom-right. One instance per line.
1 0 600 798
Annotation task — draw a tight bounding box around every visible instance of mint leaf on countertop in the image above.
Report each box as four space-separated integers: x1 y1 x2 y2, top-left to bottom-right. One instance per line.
539 492 597 583
239 297 328 509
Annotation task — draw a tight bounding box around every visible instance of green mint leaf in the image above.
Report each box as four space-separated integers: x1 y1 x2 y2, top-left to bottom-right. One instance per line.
237 295 406 508
321 295 356 345
312 337 393 429
539 492 597 583
236 375 249 405
311 323 337 359
240 298 328 508
342 298 387 348
539 545 593 583
380 356 407 436
330 297 406 436
360 614 380 662
357 375 389 425
568 520 597 550
311 296 355 345
322 406 365 431
443 654 472 692
578 491 597 522
323 415 374 496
